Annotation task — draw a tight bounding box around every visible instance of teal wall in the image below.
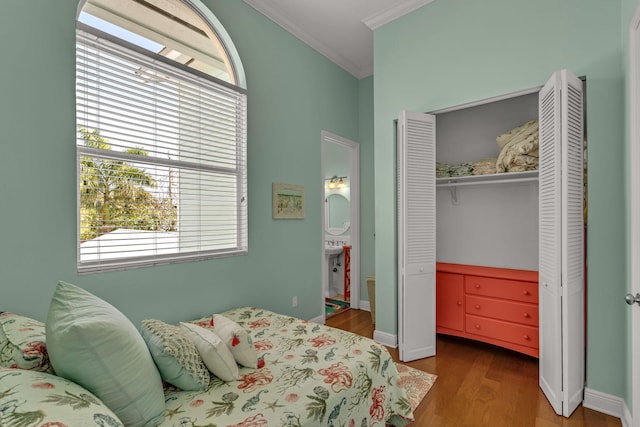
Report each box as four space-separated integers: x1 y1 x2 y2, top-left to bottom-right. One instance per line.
0 1 360 326
373 0 627 404
358 76 375 300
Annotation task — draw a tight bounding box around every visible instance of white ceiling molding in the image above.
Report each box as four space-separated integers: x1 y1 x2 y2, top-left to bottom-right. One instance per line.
362 0 434 30
241 0 434 79
243 0 365 78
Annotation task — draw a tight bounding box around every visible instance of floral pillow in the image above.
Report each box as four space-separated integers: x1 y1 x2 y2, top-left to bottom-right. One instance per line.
191 314 261 369
0 367 124 426
0 312 52 373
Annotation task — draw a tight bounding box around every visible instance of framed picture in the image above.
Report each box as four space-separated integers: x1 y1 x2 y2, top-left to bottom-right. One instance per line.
272 183 305 219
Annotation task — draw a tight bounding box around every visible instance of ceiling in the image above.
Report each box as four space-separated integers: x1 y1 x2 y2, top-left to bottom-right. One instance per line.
243 0 433 79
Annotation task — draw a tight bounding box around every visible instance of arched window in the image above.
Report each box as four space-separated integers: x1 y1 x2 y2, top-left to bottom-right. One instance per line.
76 0 247 273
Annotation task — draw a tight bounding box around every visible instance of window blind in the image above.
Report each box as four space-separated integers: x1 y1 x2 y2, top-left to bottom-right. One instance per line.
76 27 247 273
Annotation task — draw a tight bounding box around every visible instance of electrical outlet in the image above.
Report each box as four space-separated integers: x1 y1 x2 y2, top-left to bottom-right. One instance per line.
292 296 298 307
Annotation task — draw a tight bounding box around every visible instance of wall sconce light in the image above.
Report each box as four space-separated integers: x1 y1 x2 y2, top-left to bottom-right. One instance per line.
325 175 347 189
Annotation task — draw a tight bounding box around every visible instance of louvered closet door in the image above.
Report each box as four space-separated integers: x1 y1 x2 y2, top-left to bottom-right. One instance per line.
397 110 436 362
560 70 585 417
539 71 563 415
538 70 584 417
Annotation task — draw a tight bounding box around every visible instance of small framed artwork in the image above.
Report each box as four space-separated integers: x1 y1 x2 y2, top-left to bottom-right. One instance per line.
273 182 305 219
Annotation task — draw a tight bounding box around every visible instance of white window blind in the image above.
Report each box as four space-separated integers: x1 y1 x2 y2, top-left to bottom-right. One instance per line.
76 27 247 273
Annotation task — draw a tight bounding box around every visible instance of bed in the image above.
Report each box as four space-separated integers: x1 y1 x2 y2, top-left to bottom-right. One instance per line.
0 302 415 426
161 307 415 427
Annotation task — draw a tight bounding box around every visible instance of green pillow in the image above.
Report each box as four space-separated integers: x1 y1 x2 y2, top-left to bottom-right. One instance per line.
141 319 210 391
46 281 165 427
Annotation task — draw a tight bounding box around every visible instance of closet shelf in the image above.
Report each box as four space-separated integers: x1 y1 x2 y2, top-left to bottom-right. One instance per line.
436 170 538 188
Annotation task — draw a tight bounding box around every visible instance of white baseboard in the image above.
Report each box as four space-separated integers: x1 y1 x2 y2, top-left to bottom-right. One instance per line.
622 403 632 427
373 330 397 348
313 300 370 324
583 387 628 424
309 314 325 324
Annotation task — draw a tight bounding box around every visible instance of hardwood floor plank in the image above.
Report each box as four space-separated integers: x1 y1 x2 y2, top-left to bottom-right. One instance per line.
325 309 622 427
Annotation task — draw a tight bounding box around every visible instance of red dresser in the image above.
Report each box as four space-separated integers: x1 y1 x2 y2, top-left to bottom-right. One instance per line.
436 263 539 358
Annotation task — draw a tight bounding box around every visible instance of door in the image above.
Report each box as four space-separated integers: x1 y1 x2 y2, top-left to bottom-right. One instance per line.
436 272 464 332
628 8 640 426
538 69 585 417
397 110 436 362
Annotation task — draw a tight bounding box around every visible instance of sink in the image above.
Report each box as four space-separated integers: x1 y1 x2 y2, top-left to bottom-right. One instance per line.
325 246 343 256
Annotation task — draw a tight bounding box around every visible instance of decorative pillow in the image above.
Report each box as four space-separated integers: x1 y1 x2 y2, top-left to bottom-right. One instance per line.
0 367 124 426
46 281 165 427
180 322 239 382
192 314 260 368
0 312 52 373
141 319 210 391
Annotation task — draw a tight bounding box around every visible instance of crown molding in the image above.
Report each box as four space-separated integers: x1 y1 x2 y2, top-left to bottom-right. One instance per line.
358 66 373 79
362 0 434 30
243 0 366 78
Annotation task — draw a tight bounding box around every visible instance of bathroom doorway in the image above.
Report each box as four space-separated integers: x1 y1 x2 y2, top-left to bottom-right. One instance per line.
321 131 360 321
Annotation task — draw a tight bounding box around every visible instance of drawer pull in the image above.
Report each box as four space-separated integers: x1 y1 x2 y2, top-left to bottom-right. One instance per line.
523 335 530 341
523 290 530 296
475 284 481 289
457 300 462 306
474 304 481 310
523 313 530 318
475 324 481 329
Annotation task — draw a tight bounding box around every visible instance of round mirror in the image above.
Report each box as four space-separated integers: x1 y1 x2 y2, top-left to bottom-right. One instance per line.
326 193 350 235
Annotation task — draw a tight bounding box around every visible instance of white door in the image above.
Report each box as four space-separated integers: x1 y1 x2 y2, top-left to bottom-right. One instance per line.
397 110 436 362
628 8 640 427
538 69 585 417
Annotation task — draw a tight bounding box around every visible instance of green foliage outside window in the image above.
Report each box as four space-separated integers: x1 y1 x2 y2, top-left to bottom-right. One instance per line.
79 128 177 242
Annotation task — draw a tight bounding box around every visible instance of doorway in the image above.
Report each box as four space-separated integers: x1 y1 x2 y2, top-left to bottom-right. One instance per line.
321 131 360 321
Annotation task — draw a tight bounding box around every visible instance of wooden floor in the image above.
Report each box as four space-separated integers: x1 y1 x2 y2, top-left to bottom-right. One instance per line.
326 309 621 427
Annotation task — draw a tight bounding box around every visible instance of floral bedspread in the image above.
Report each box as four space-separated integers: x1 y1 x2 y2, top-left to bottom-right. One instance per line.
161 307 414 427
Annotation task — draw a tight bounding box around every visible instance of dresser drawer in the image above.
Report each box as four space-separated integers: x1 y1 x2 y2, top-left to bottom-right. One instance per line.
466 295 538 326
465 315 538 349
465 275 537 303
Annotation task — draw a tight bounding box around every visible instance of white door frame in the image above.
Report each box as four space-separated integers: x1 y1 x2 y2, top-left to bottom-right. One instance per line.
629 7 640 427
320 131 361 320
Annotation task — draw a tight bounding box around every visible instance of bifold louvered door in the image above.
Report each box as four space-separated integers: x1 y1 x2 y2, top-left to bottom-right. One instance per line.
397 110 436 362
538 69 585 417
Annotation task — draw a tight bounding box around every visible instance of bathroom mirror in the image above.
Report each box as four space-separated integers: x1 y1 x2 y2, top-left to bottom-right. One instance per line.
326 193 350 235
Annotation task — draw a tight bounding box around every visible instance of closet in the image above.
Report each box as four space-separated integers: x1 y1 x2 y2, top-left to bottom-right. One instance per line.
397 70 584 417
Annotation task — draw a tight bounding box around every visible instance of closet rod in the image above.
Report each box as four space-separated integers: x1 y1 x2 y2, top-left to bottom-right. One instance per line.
436 176 538 188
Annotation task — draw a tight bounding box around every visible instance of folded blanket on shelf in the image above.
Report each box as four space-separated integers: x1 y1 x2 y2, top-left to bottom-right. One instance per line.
496 119 538 149
471 157 498 175
436 162 474 178
496 119 539 172
435 119 540 178
500 155 539 172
